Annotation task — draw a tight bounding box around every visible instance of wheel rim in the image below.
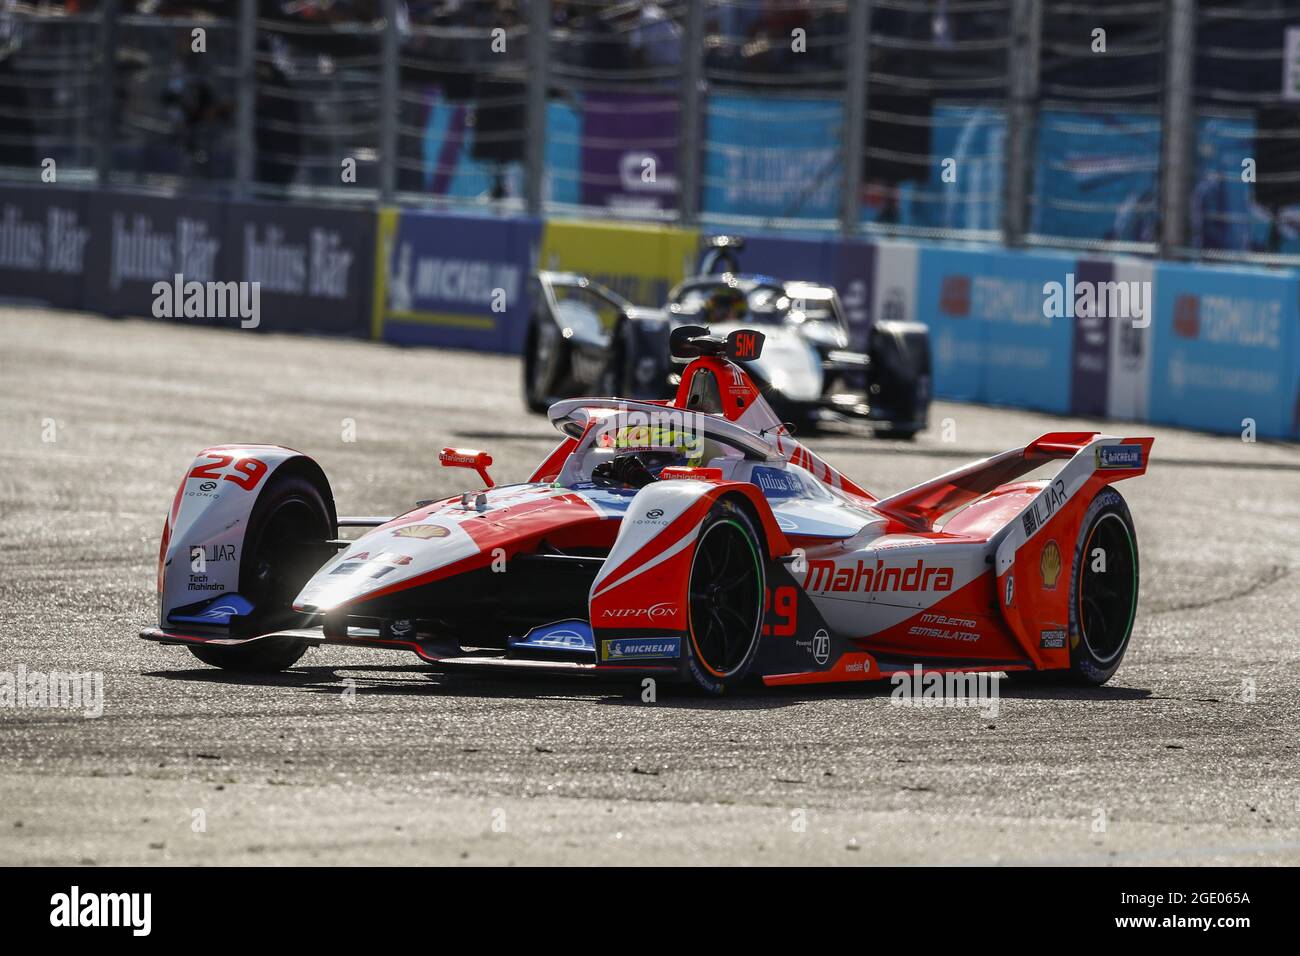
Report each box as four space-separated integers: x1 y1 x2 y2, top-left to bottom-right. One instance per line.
246 496 320 612
1077 512 1137 665
688 518 762 678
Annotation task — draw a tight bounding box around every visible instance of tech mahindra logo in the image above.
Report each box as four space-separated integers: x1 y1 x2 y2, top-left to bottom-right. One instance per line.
601 602 676 621
804 559 954 595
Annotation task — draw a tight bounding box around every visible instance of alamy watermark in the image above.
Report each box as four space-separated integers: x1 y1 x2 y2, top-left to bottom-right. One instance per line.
1 665 103 718
152 273 260 329
1042 273 1150 328
890 665 1001 719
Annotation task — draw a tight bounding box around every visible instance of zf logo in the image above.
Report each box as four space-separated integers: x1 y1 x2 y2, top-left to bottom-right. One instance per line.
811 628 830 665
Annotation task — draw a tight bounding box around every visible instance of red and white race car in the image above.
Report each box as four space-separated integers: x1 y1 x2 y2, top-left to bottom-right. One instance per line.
142 327 1151 693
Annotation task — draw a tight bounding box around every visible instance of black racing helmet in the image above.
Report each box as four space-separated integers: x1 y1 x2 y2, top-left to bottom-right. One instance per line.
703 284 747 325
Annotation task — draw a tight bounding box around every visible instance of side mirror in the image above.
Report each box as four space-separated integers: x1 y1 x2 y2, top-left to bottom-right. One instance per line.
439 447 494 488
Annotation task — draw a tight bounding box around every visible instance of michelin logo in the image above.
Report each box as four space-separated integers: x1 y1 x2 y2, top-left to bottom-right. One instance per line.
1096 444 1143 470
602 637 681 661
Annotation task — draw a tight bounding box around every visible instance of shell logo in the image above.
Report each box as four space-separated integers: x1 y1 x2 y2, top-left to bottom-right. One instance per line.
1040 540 1062 590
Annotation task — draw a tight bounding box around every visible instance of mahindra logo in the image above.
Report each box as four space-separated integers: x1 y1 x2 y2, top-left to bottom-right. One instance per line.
803 559 954 594
1173 294 1199 339
601 602 675 620
940 275 971 317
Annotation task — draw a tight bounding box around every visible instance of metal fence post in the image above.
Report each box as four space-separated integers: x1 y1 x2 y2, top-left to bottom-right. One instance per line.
96 0 119 186
379 0 400 203
235 0 256 199
678 0 706 225
1159 0 1196 257
524 0 551 216
1002 0 1041 246
840 0 870 234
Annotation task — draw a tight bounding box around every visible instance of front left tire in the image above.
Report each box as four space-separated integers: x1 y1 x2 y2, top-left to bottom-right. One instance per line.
684 500 766 694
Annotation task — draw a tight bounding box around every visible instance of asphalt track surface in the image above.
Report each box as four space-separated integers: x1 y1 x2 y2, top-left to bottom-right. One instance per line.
1 307 1298 866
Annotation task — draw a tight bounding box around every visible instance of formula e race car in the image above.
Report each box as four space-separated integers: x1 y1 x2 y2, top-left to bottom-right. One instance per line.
523 236 931 436
142 327 1150 694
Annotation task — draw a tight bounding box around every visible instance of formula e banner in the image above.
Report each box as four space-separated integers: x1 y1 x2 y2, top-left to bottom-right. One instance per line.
537 218 697 308
917 245 1076 414
1149 262 1299 438
0 185 91 309
373 208 540 353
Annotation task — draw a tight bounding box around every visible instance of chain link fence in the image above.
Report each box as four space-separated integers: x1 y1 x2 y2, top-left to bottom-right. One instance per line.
3 0 1300 263
1026 0 1164 251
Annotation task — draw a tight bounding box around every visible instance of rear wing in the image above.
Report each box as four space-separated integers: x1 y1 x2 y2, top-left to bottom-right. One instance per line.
872 431 1152 533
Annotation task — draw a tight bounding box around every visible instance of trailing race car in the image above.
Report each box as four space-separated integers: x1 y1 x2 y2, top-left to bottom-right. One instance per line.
142 327 1151 694
523 236 931 436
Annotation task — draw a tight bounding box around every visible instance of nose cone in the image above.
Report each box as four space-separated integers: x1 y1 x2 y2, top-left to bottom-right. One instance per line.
294 484 607 613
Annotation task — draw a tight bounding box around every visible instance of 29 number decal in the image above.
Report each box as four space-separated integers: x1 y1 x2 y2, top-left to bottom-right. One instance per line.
763 585 798 637
188 453 269 492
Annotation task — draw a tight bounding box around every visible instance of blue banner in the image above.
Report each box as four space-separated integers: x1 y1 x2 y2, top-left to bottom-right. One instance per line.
917 245 1077 413
1149 262 1298 438
702 94 842 221
374 208 540 353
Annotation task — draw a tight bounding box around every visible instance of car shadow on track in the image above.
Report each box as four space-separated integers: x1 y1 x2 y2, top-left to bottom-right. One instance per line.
144 665 1153 709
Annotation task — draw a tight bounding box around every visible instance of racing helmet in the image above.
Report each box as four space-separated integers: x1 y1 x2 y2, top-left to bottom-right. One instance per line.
703 285 747 325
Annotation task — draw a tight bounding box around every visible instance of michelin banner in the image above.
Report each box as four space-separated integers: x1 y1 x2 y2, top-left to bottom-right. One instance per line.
372 208 540 353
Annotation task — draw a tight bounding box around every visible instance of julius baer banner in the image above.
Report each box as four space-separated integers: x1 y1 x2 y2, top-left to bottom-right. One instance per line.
27 189 376 336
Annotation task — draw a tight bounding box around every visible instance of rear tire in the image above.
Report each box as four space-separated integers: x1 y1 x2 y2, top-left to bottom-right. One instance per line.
684 500 766 694
188 473 331 673
1065 488 1139 685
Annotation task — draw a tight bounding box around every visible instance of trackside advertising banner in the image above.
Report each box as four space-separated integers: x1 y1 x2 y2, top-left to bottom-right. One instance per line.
537 218 698 307
372 208 540 353
6 189 1300 441
226 200 374 336
1149 262 1299 439
917 244 1076 414
85 191 230 321
0 186 91 309
73 190 374 336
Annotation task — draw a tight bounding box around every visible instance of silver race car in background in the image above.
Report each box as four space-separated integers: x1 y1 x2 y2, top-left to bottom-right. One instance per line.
523 236 932 436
